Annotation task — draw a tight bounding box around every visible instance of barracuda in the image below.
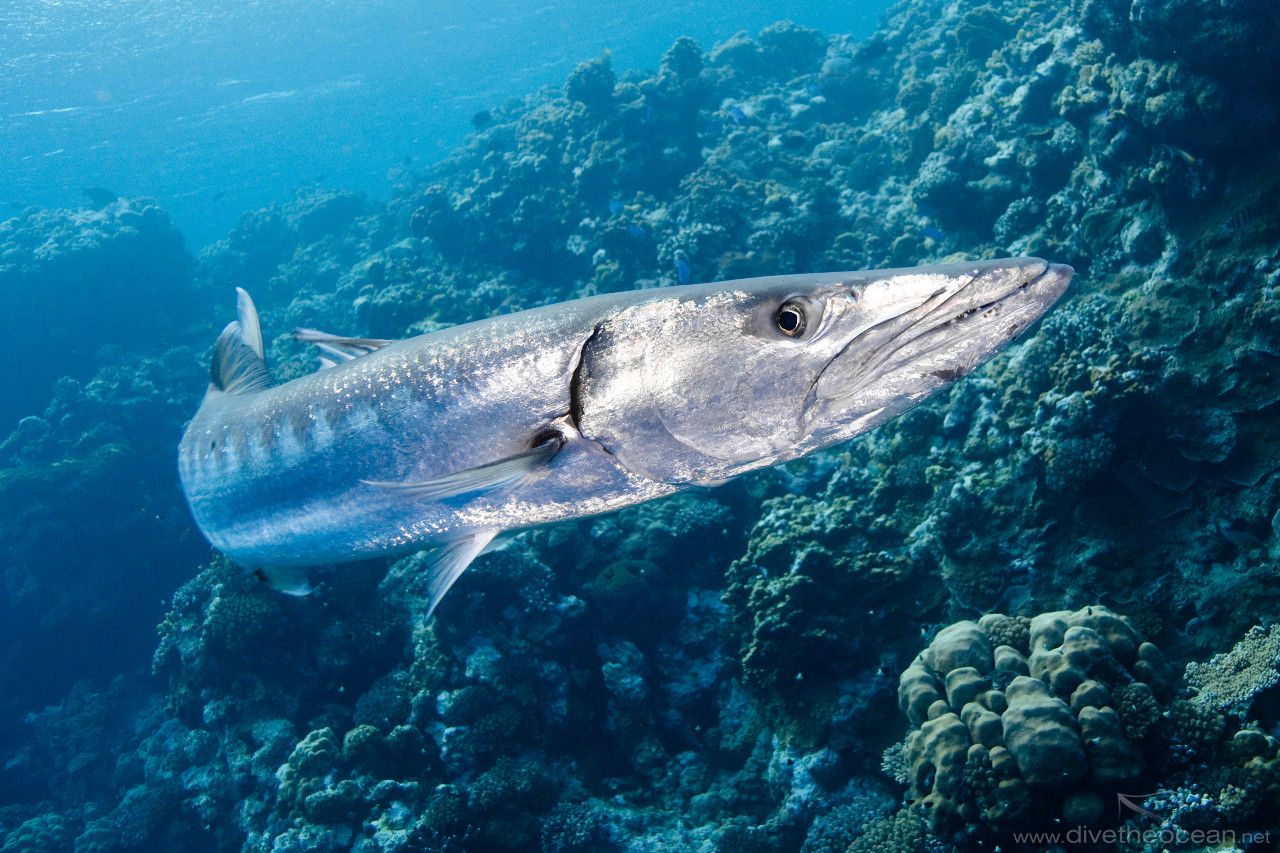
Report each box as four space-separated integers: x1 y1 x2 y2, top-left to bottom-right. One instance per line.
178 257 1072 616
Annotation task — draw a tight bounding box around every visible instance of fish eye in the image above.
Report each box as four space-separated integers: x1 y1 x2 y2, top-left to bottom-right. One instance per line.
775 299 807 337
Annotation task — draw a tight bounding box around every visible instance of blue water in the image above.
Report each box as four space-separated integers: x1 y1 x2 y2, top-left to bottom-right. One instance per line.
2 0 884 249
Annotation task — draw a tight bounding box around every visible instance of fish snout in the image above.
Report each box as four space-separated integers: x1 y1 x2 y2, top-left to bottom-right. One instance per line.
799 257 1072 445
943 256 1050 318
1036 263 1075 304
928 257 1072 337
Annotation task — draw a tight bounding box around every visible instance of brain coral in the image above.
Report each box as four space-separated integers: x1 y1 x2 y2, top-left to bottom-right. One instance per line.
896 606 1178 837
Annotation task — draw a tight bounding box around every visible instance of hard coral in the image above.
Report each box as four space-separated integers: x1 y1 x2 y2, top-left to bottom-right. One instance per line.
846 807 926 853
1184 623 1280 715
896 606 1180 838
278 728 342 811
565 54 617 110
1 815 70 853
0 199 196 429
757 22 828 76
661 36 704 81
727 486 930 691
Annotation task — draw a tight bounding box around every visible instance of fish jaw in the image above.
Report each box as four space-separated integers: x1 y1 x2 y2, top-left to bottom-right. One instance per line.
798 258 1073 451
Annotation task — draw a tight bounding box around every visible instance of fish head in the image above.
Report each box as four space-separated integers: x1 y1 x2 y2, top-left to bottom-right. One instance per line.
575 257 1072 485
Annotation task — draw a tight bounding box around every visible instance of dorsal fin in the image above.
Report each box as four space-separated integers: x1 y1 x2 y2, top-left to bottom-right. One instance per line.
293 328 394 369
210 288 271 394
236 287 264 359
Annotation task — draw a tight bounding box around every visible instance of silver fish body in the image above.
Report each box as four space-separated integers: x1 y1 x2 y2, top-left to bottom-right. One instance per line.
178 257 1072 612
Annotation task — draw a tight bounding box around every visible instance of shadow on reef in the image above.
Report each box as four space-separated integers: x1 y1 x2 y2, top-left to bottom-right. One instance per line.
2 0 1280 850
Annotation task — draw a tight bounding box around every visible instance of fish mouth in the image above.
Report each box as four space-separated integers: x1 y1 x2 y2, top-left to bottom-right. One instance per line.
804 258 1073 427
907 259 1074 360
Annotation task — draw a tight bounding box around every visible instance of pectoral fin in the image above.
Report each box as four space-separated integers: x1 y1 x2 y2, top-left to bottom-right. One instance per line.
363 436 563 501
423 529 499 618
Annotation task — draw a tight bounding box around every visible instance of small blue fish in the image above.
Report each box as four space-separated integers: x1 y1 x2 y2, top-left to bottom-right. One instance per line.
676 257 691 284
628 225 646 239
729 106 746 123
922 226 946 242
609 200 623 215
807 84 822 97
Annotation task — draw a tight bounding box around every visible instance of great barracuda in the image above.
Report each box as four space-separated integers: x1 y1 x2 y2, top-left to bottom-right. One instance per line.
178 257 1071 615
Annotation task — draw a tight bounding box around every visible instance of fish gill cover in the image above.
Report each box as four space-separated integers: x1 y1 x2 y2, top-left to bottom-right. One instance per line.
2 0 1280 851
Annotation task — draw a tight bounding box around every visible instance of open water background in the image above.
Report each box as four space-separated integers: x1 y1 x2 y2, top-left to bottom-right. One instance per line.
2 0 886 248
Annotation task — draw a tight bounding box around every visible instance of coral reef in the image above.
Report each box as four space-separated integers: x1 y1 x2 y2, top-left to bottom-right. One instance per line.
0 199 199 431
1184 623 1280 715
0 348 211 726
3 0 1280 850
